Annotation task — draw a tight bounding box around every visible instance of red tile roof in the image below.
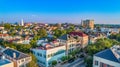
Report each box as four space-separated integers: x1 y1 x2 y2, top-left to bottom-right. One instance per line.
69 32 88 37
0 34 9 37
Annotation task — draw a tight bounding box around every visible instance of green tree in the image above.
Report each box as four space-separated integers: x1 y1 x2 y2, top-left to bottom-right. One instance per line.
84 56 93 67
37 28 47 38
4 23 11 30
27 53 38 67
30 39 37 48
54 29 67 38
116 34 120 42
61 56 68 61
51 60 57 66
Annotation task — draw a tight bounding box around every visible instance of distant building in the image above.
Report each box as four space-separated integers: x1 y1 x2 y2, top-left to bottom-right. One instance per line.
57 23 61 29
93 45 120 67
81 19 94 30
21 19 24 26
0 26 4 30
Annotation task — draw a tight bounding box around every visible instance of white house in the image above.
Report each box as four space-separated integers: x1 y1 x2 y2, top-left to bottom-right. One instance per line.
93 45 120 67
32 40 66 67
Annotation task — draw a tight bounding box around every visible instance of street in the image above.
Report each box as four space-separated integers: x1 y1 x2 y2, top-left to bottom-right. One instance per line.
56 58 85 67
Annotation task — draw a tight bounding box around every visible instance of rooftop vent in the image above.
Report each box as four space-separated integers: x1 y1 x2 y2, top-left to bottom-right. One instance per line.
13 52 16 58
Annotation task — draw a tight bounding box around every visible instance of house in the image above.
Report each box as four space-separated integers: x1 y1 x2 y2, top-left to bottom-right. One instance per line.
89 33 107 44
32 39 66 67
101 27 120 34
93 45 120 67
0 26 4 30
0 34 10 40
3 48 32 67
58 31 88 54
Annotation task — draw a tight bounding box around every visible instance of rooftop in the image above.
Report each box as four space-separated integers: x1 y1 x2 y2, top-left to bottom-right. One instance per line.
0 59 11 66
58 34 68 40
3 48 30 60
95 45 120 63
36 44 64 50
69 31 88 37
95 49 119 63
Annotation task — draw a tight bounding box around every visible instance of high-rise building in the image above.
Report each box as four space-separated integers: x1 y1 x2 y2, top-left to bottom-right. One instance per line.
81 19 94 30
57 23 61 29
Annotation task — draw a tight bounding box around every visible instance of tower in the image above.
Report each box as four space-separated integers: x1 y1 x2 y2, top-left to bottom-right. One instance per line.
21 19 24 26
82 19 94 30
81 20 83 26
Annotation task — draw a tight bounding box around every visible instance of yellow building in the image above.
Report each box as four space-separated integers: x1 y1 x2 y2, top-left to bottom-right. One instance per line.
81 19 94 30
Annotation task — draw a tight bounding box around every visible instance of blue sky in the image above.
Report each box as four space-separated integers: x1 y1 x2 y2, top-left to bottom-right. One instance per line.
0 0 120 24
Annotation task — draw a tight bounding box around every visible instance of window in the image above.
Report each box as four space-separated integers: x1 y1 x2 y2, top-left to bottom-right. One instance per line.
33 51 35 55
37 53 42 57
21 59 24 62
51 53 53 56
47 54 51 58
94 60 98 66
44 55 46 58
39 53 42 57
100 62 114 67
18 60 20 63
37 53 39 56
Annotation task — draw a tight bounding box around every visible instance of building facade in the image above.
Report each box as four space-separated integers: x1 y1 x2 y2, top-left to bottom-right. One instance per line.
58 31 88 55
81 19 94 30
32 40 66 67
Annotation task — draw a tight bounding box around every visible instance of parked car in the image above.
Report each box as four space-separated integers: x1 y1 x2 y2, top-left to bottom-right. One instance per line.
68 58 75 63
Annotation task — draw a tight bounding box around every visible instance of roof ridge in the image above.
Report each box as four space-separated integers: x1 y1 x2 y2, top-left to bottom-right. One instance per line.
110 48 120 63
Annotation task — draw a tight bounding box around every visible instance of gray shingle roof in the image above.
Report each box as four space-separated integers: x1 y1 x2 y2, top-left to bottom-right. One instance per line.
59 34 68 40
3 48 30 60
94 49 119 63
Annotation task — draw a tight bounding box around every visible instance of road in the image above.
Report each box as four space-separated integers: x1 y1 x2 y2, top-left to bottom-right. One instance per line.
67 58 84 67
56 58 85 67
76 62 85 67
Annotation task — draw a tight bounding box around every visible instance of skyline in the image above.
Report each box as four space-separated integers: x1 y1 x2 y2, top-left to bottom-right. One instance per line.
0 0 120 24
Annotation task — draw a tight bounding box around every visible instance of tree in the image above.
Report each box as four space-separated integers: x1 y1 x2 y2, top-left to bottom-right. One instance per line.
30 39 37 48
51 60 57 66
16 44 31 53
61 56 68 62
84 56 93 67
109 33 120 42
37 28 47 38
27 53 38 67
116 34 120 42
85 38 116 56
54 29 67 38
4 23 11 30
84 38 120 67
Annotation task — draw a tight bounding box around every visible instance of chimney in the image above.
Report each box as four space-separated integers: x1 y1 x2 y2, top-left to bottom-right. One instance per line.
13 53 16 58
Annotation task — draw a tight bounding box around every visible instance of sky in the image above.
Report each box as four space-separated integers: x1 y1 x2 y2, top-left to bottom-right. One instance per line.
0 0 120 24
